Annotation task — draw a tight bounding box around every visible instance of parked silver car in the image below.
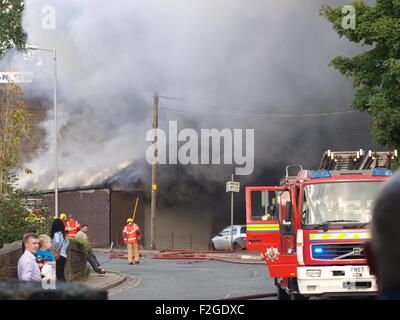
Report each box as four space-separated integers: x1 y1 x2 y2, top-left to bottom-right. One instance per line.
209 225 247 250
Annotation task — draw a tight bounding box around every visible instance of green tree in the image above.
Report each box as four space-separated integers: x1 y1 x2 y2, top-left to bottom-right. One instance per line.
0 82 32 195
320 1 400 152
0 82 41 247
0 190 53 248
0 0 26 57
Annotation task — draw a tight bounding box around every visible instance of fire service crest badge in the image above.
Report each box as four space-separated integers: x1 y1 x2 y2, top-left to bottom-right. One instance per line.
266 247 280 261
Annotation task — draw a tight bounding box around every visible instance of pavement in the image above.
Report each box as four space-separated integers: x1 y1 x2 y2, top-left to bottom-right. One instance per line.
77 249 263 291
78 271 126 290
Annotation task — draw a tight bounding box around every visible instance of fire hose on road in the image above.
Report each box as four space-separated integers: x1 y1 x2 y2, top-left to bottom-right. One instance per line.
109 247 265 265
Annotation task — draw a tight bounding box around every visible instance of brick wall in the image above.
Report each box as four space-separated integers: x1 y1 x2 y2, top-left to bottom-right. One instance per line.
0 240 87 281
64 240 88 281
42 188 111 247
0 241 22 280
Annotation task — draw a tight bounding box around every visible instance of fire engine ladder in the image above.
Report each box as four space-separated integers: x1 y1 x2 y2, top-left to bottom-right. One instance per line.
359 150 398 170
319 149 366 170
319 149 398 170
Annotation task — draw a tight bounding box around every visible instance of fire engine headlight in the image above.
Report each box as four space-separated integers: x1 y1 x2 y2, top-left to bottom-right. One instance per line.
306 270 321 277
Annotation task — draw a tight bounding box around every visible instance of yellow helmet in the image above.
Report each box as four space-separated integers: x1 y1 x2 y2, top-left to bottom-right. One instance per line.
127 218 133 223
60 213 67 220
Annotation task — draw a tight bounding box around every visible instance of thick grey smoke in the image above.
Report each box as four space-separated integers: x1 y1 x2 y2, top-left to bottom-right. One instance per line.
3 0 375 196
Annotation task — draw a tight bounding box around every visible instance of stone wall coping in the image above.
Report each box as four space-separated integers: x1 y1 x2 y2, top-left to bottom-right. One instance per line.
0 242 22 254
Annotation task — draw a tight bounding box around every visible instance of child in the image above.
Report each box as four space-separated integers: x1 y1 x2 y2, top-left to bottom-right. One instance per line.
35 234 56 280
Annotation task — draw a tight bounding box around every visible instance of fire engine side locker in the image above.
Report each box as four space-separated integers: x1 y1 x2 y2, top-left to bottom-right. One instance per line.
246 186 297 278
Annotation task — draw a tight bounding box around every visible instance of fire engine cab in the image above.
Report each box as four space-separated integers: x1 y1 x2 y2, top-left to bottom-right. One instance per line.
246 150 397 299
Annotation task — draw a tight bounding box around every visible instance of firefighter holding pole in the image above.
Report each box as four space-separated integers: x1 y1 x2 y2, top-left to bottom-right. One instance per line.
122 197 141 264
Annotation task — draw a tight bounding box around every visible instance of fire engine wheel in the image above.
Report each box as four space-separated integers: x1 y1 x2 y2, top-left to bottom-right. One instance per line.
276 285 290 300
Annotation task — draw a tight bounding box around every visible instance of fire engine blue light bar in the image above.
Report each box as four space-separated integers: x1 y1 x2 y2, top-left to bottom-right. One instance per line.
310 170 331 179
372 168 392 177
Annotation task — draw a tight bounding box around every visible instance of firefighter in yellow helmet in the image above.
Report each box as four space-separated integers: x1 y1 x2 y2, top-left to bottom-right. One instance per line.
65 214 81 239
59 213 68 228
122 218 141 264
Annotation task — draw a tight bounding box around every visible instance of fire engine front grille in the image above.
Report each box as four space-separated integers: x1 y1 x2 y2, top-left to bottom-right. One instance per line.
311 243 366 260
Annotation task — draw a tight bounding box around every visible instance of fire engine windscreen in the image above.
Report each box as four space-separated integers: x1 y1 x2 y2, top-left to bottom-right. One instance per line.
302 181 383 226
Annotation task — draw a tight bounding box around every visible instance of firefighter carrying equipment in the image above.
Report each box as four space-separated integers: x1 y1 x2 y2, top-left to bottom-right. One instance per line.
66 218 81 239
122 223 141 244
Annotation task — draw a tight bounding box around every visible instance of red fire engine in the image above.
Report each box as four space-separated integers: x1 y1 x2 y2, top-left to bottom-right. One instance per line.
246 150 397 299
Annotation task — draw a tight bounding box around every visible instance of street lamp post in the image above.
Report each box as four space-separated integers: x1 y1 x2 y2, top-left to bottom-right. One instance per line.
26 45 58 218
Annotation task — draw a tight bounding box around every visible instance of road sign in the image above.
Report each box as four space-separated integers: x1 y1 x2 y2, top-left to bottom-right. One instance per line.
0 72 33 83
226 181 240 193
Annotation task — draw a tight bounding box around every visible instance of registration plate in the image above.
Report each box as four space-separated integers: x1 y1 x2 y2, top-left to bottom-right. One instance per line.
351 266 364 278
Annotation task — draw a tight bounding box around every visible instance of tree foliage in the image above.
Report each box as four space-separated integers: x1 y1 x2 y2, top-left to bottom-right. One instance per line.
320 1 400 151
0 190 53 248
0 82 32 195
0 83 48 247
0 0 26 57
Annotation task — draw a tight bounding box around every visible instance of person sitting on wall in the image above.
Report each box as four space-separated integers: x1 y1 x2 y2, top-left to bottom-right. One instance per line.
76 224 105 274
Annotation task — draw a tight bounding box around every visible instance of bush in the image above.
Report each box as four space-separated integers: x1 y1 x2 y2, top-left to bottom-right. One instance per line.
0 191 53 245
0 193 31 244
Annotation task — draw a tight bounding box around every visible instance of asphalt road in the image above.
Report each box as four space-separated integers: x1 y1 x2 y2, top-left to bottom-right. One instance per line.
95 252 276 300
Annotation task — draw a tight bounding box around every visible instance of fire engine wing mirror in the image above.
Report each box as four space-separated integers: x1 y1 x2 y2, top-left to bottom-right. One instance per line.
283 201 293 225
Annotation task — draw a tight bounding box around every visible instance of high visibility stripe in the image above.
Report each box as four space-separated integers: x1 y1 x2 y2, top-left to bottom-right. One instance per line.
247 230 280 232
248 224 279 226
124 225 139 233
247 223 279 232
309 232 371 241
247 223 279 227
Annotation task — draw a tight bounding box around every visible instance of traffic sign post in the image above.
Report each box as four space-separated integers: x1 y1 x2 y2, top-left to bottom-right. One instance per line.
226 175 240 250
226 181 240 193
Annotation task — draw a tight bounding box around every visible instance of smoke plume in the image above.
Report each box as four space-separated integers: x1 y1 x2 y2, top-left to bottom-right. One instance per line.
1 1 377 224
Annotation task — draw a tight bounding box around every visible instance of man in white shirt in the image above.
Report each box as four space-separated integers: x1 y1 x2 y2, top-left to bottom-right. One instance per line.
76 224 105 274
18 233 41 281
76 225 89 242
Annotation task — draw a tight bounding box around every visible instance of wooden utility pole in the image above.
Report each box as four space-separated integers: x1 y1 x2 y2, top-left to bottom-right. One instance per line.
230 174 234 250
150 91 159 250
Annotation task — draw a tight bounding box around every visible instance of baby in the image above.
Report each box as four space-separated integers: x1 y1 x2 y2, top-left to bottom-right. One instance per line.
34 234 56 280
